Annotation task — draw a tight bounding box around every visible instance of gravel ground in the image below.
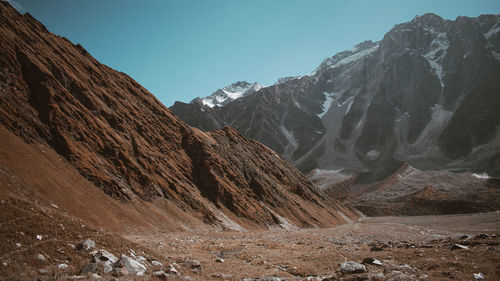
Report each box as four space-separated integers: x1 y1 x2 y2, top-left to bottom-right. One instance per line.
127 212 500 280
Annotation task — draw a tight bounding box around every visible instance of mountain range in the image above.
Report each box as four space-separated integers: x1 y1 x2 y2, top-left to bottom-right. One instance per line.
2 2 500 279
171 13 500 181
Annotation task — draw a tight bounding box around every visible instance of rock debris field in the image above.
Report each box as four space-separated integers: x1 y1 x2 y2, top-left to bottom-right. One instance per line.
121 212 500 280
1 194 499 281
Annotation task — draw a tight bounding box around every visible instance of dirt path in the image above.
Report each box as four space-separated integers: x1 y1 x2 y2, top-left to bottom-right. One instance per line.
126 212 500 280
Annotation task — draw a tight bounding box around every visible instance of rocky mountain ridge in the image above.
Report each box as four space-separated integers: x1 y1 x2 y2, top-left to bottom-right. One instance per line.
198 81 263 108
171 13 500 180
0 2 355 232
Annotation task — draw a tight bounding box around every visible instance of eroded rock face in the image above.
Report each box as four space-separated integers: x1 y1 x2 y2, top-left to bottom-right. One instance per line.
171 13 500 179
0 2 354 229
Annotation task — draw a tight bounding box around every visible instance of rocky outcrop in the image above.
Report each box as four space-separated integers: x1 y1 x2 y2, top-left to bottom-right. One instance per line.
0 2 355 230
171 13 500 179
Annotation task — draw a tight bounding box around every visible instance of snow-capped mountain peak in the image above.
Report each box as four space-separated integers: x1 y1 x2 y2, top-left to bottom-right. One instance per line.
199 81 262 108
171 13 500 179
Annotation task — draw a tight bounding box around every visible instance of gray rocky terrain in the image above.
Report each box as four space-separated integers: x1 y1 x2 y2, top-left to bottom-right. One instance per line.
171 13 500 180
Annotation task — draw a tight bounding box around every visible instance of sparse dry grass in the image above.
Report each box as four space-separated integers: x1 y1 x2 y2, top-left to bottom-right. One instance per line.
0 194 168 280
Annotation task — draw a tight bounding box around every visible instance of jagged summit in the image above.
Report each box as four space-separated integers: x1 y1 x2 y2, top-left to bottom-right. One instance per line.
171 12 500 179
199 81 263 108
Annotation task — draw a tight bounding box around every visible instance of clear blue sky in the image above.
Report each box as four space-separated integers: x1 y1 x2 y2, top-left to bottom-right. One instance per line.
9 0 500 106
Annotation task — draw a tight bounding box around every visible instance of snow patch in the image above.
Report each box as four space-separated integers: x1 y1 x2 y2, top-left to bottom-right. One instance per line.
332 45 379 68
336 97 355 114
472 173 490 179
484 18 500 61
345 99 354 114
318 92 341 118
312 44 379 75
325 45 378 71
423 28 449 88
484 20 500 40
201 82 262 108
201 99 215 107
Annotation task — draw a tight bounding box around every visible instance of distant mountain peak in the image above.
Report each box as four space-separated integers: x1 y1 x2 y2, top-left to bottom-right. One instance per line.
198 81 263 108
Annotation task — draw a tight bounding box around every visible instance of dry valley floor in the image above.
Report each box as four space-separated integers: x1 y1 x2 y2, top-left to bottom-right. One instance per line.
126 212 500 280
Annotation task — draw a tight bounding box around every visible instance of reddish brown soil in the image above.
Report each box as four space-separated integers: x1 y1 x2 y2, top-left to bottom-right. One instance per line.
127 212 500 280
0 171 170 280
0 1 355 231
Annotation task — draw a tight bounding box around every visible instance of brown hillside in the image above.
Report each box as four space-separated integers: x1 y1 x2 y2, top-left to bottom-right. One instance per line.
0 2 355 231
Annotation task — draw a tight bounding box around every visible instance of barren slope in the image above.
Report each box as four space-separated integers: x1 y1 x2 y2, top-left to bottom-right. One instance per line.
0 2 355 232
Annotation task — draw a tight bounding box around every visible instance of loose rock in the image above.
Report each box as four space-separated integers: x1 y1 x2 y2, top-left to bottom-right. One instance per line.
167 264 180 275
36 254 46 262
58 263 68 269
340 261 366 274
190 259 202 269
94 249 118 263
151 260 163 267
362 257 382 266
473 273 485 280
451 244 468 250
76 238 96 252
37 269 47 274
114 254 146 276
